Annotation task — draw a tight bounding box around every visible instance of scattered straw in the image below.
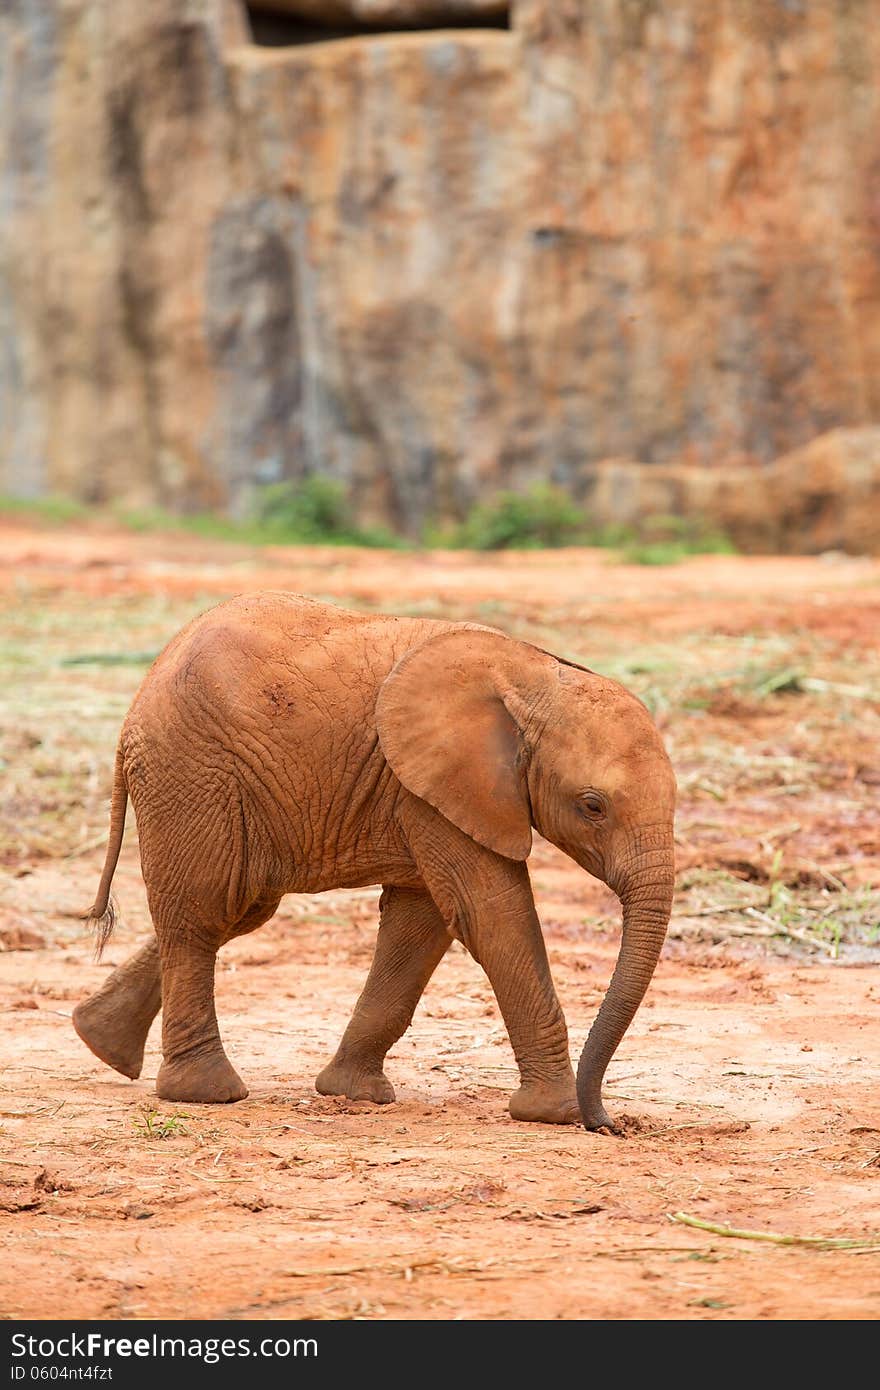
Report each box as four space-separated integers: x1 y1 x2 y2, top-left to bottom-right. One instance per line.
283 1254 548 1281
671 1212 880 1250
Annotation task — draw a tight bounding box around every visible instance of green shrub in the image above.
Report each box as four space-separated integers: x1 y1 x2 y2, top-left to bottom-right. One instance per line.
254 476 351 540
451 483 586 550
252 476 403 548
438 491 734 557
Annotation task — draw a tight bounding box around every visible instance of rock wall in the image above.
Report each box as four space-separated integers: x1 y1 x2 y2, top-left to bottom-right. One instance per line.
2 1 880 544
581 427 880 557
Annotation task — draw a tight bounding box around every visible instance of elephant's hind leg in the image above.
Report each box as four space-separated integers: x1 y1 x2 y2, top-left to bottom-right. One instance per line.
154 897 280 1105
73 939 162 1079
316 886 450 1104
155 927 246 1104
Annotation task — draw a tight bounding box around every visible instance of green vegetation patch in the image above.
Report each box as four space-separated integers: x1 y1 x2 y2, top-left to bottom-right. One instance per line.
3 480 737 560
116 477 404 549
0 494 89 524
441 483 586 550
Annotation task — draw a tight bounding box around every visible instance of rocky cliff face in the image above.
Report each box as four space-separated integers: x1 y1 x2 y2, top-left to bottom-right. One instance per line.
2 1 880 544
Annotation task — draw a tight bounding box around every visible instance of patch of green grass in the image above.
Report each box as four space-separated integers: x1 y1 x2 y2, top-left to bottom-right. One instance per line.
766 851 798 926
110 506 174 535
60 651 159 668
117 478 405 549
3 481 740 558
744 666 805 699
675 857 880 959
761 876 879 959
131 1107 190 1140
0 494 89 524
617 515 736 565
618 540 691 565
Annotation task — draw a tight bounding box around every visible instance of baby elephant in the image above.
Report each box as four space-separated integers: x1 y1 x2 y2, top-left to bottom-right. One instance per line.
74 593 675 1130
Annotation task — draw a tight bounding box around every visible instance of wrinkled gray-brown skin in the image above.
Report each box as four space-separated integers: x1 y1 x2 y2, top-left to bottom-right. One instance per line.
74 594 676 1130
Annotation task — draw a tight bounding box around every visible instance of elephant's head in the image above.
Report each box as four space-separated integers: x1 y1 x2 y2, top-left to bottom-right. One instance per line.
377 628 676 1130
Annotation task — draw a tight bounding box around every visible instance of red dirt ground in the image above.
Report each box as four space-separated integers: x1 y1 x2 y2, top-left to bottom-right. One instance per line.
1 524 878 1320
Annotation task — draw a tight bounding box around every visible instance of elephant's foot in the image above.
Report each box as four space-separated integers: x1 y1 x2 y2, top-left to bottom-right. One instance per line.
509 1079 582 1126
73 941 161 1080
156 1049 248 1104
73 996 149 1080
315 1056 396 1105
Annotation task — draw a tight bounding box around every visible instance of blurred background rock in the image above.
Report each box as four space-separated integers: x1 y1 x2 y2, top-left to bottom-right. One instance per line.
2 0 879 551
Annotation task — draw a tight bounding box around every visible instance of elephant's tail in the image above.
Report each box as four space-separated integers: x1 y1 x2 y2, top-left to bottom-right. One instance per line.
81 745 128 959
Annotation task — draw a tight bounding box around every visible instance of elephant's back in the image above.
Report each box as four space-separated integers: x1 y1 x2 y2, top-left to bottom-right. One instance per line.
124 591 455 735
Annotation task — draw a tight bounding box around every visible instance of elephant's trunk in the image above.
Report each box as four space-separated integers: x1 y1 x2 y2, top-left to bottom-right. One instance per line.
576 837 674 1130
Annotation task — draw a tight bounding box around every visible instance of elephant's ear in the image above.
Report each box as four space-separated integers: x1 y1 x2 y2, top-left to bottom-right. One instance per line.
376 629 538 861
532 646 597 677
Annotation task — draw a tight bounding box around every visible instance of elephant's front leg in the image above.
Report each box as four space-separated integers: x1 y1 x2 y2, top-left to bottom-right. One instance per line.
316 886 450 1104
412 831 579 1124
472 885 580 1124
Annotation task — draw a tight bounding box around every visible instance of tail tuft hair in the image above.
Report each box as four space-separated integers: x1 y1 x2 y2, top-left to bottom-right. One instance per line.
81 895 118 961
82 744 128 960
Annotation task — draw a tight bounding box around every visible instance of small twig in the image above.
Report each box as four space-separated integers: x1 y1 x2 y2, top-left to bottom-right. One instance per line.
284 1257 480 1280
743 908 836 955
0 1105 57 1119
670 1212 880 1250
282 1253 552 1281
594 1245 721 1260
799 861 848 892
762 822 802 845
641 1119 754 1136
184 1169 242 1186
800 677 877 701
673 920 774 939
63 831 110 860
677 904 760 919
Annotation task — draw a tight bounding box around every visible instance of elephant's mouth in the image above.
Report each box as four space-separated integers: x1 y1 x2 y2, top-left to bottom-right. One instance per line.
562 838 605 883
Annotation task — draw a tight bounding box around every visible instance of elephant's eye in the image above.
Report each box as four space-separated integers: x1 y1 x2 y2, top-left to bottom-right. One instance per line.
579 792 606 818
